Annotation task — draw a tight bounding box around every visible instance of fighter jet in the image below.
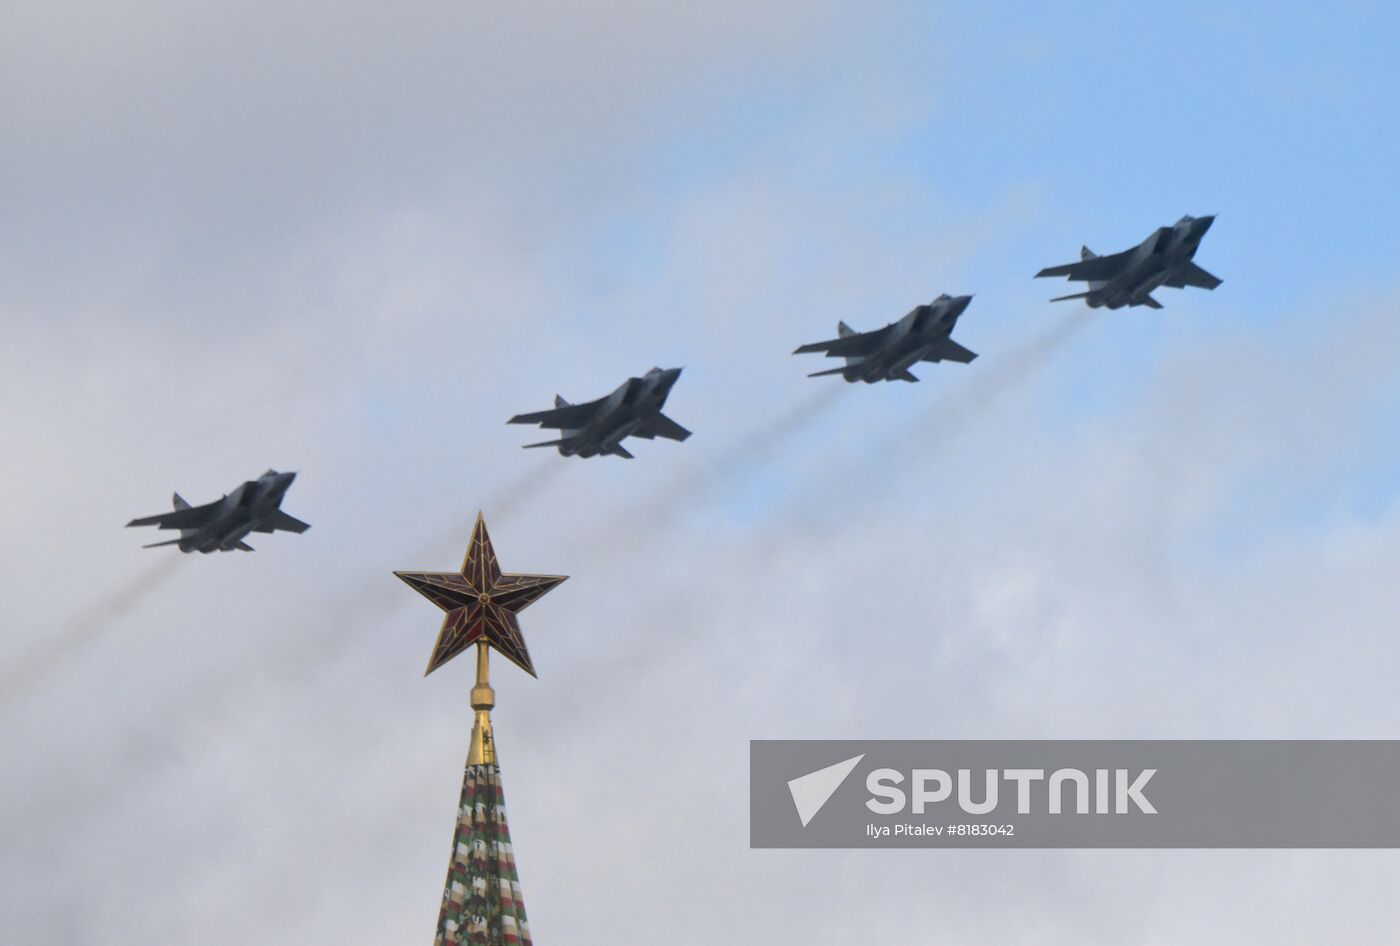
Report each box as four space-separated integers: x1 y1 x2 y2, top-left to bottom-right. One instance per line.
792 293 978 383
508 367 691 459
127 470 310 552
1035 215 1222 310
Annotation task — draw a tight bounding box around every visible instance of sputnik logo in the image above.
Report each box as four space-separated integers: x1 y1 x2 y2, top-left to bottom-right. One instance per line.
787 754 865 827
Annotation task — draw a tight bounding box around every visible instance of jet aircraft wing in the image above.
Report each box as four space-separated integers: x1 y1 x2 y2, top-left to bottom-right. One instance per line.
632 414 692 442
1036 248 1135 282
508 397 608 429
792 325 893 357
1162 262 1223 290
126 501 222 530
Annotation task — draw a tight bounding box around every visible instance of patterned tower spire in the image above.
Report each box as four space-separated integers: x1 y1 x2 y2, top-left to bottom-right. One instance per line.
396 514 566 946
436 759 531 944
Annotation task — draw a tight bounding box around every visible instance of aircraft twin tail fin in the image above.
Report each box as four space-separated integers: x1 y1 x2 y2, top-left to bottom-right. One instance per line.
1080 246 1097 260
553 395 570 408
172 493 191 510
928 339 978 364
1163 262 1223 291
837 321 856 337
265 510 311 534
633 412 692 442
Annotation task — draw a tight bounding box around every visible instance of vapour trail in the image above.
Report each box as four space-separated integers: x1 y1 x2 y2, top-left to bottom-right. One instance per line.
409 459 567 566
33 386 838 808
0 458 567 830
901 308 1095 454
0 555 186 719
253 459 566 684
183 384 839 732
36 319 1068 806
109 460 565 756
0 460 562 728
574 311 1099 702
619 311 1087 541
125 389 832 763
626 382 847 529
780 309 1096 518
16 316 1093 866
208 315 1078 736
546 311 1098 720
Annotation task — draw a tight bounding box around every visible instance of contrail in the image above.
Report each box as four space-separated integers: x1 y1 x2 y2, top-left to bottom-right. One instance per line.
196 391 820 715
630 383 847 527
0 555 185 718
129 395 832 759
42 398 826 797
409 459 567 565
3 459 565 807
118 460 567 756
544 314 1100 728
267 459 568 683
711 382 847 471
895 309 1093 457
553 310 1101 710
938 308 1090 412
633 313 1086 531
0 461 561 724
786 309 1096 513
37 316 1072 791
912 307 1097 453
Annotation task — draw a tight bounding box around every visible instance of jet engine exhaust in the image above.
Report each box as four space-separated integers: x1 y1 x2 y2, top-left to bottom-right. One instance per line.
0 556 186 719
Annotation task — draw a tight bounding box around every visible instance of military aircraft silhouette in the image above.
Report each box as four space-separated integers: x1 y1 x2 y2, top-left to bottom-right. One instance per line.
793 294 978 383
127 470 310 552
1036 215 1221 310
508 367 691 459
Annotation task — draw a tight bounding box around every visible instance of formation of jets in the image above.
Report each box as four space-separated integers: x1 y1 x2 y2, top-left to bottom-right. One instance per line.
129 215 1222 550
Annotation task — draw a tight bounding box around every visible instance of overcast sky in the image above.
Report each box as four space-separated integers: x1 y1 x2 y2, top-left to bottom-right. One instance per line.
5 2 1400 943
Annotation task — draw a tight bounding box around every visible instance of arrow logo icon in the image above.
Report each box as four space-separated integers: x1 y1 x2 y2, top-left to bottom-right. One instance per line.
787 754 865 827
